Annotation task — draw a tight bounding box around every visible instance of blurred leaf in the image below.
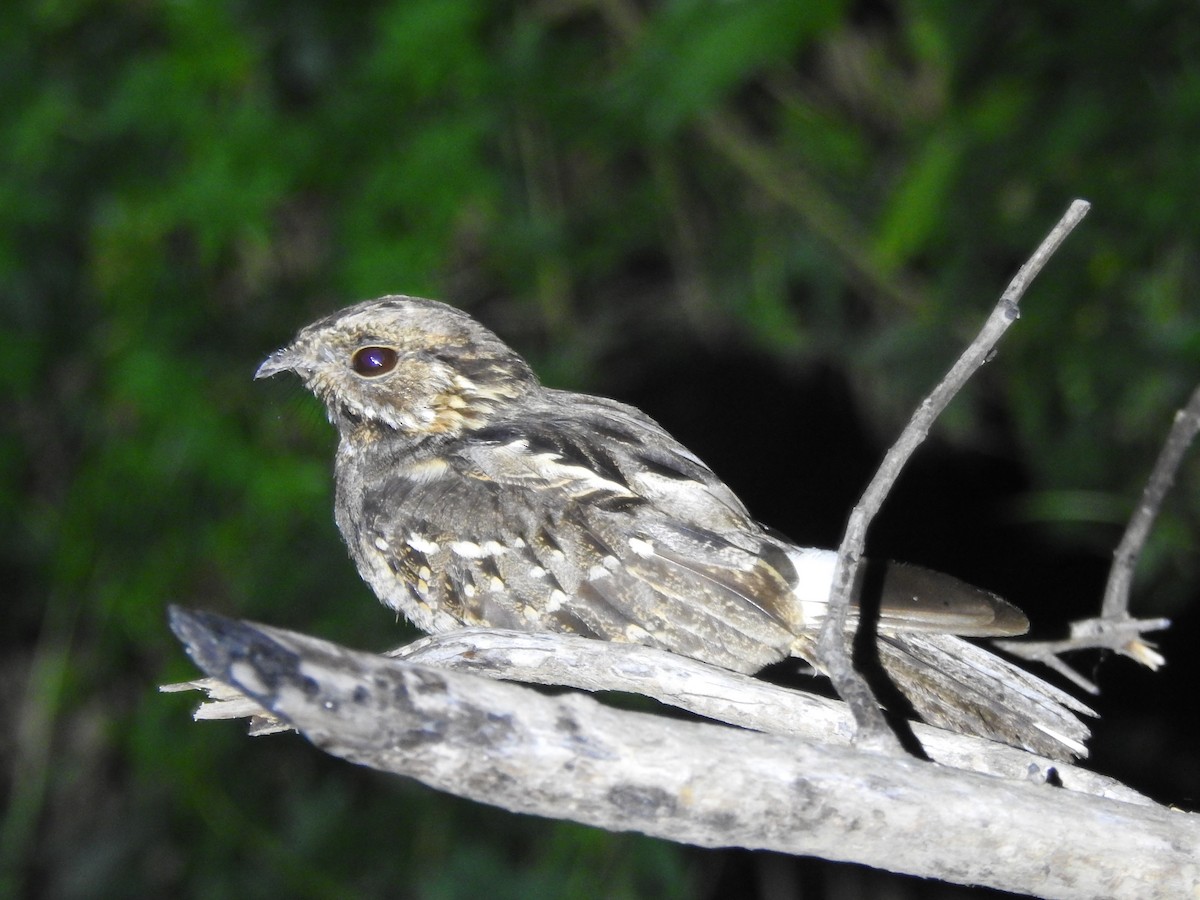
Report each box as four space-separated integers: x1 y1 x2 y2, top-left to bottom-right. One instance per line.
873 129 964 272
614 0 846 138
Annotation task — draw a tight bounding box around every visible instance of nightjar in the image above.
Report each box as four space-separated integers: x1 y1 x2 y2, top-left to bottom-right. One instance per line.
257 296 1091 758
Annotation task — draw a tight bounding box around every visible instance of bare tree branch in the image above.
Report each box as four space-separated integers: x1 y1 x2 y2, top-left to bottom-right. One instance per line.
997 383 1197 690
165 608 1199 900
817 200 1092 747
163 627 1147 805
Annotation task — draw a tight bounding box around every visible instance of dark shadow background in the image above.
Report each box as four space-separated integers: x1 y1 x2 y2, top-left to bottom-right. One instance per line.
4 1 1199 896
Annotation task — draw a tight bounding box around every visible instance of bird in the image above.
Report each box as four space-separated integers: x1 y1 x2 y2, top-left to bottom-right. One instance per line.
256 295 1091 758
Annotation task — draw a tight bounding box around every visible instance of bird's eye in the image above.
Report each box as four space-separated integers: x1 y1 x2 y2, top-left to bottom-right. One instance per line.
351 346 399 377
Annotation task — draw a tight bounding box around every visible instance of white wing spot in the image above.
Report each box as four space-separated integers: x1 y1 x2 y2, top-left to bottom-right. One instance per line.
408 534 441 555
541 456 629 495
374 537 390 552
628 537 655 558
451 540 508 559
496 438 630 496
545 589 567 612
588 556 621 580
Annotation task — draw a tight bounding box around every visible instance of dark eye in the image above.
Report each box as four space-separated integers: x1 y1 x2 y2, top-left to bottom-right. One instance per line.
351 346 399 377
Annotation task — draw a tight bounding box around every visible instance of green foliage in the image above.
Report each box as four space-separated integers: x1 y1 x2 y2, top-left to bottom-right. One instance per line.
3 0 1198 895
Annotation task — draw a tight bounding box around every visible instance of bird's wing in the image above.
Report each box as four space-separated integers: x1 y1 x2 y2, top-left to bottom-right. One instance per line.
354 398 803 673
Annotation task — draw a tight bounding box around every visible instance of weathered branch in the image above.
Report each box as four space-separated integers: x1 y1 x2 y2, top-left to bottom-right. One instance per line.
164 626 1148 805
166 608 1198 900
817 199 1092 747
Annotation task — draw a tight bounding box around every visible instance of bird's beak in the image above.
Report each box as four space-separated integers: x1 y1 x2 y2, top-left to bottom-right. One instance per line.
254 346 302 380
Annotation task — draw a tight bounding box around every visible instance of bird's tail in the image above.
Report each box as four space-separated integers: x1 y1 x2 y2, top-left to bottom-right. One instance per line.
874 632 1093 759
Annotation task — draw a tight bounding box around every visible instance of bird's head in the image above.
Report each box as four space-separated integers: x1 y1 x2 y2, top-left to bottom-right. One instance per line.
256 296 538 440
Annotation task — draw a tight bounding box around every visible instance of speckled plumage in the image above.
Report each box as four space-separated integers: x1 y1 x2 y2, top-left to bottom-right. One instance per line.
257 295 1091 758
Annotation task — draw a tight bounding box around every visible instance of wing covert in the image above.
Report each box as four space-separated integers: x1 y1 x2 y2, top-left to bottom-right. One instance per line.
349 404 801 672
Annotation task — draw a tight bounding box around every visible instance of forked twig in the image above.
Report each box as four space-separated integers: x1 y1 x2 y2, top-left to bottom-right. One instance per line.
817 200 1092 750
997 385 1198 691
1102 384 1200 619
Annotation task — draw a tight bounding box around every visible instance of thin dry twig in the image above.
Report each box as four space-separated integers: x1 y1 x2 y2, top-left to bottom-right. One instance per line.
997 384 1197 691
1103 383 1200 619
817 200 1092 748
995 615 1172 694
